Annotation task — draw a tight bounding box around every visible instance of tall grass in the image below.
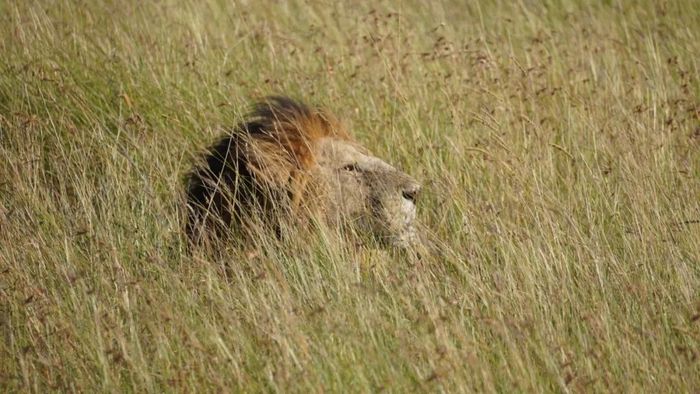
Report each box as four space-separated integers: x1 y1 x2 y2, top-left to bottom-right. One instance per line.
1 0 699 391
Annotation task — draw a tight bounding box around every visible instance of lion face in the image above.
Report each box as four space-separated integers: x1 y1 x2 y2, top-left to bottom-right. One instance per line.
314 138 421 248
186 96 423 250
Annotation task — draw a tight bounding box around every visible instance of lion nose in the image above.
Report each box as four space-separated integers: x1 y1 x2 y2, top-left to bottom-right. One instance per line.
401 184 420 203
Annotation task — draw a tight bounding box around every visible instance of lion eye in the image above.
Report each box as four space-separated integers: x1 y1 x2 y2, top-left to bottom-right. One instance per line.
341 163 361 172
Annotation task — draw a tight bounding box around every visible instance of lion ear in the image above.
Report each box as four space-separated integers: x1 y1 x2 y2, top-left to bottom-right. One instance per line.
245 138 294 189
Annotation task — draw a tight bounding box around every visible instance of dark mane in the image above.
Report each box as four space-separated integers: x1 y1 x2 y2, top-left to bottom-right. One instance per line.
184 96 348 243
249 95 313 129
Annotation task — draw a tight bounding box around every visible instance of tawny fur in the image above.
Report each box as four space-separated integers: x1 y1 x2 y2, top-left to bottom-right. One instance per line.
185 96 421 248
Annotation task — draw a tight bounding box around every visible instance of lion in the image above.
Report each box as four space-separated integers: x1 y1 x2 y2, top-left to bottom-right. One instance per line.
185 96 421 248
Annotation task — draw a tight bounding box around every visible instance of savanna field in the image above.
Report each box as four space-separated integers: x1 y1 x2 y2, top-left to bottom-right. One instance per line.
1 0 699 391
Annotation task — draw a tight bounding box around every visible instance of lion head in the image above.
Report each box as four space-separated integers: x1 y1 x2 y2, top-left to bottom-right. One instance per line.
185 96 421 248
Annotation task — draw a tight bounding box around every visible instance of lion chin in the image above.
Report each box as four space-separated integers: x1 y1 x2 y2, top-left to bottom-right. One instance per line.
185 96 421 250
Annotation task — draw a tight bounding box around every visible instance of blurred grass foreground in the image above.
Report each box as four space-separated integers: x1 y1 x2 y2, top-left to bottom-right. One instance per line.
1 0 699 391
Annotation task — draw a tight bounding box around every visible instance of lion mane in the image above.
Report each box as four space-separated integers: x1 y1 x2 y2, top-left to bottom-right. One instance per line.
185 96 350 242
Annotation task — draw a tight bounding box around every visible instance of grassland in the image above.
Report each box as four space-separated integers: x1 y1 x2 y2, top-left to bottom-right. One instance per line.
1 0 699 392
